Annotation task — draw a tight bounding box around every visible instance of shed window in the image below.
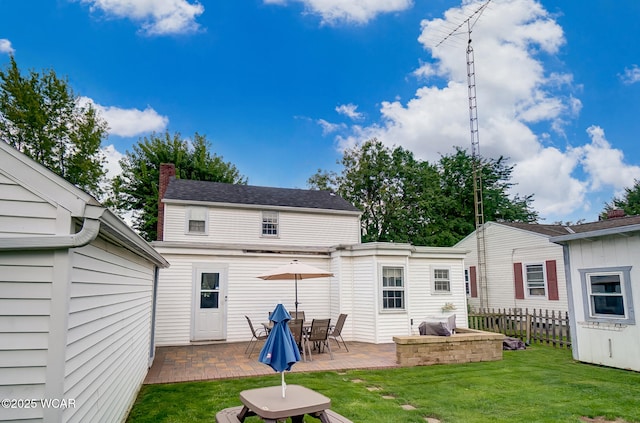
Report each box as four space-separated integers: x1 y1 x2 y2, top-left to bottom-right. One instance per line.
579 266 635 325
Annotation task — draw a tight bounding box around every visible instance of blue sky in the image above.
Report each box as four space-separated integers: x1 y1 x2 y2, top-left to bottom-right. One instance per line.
2 0 640 225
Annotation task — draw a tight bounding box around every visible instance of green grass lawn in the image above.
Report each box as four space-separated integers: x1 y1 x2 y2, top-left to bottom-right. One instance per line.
127 345 640 423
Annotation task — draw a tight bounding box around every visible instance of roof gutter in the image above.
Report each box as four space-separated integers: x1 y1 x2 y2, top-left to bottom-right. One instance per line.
550 223 640 244
0 207 103 251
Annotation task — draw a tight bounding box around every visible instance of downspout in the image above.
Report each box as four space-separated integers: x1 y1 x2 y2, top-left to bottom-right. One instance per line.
149 266 160 367
0 217 101 251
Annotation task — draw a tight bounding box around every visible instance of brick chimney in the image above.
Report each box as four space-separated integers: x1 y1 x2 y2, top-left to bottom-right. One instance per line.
157 163 176 241
607 209 625 219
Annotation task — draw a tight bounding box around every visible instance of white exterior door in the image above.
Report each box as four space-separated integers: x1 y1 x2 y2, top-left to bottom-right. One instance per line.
192 266 226 341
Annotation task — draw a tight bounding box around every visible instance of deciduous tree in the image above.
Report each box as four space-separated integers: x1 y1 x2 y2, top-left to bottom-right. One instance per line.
309 140 538 246
0 56 107 196
111 131 246 241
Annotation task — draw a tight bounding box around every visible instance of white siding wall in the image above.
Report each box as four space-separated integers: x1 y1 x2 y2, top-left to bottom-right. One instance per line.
156 245 469 345
163 204 360 246
457 223 568 313
154 250 334 345
63 239 156 423
565 234 640 371
348 256 377 343
407 257 468 335
0 173 58 236
0 251 53 423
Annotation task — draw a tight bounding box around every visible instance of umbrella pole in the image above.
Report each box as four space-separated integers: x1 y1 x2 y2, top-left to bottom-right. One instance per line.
294 275 299 315
281 372 286 398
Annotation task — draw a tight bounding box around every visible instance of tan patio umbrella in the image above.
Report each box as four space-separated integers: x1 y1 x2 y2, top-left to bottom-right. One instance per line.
257 260 333 315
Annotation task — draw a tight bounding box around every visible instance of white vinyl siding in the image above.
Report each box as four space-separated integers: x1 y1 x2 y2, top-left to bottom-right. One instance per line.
155 243 469 345
564 233 640 371
163 204 360 246
456 223 568 313
0 251 53 423
63 239 156 423
154 252 334 345
0 173 58 236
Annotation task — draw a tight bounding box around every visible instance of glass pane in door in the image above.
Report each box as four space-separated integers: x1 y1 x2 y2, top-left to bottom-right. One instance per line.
200 273 220 309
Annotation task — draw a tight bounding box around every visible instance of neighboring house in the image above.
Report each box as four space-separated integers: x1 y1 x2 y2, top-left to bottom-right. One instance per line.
455 222 571 314
153 164 470 345
550 215 640 372
0 142 169 423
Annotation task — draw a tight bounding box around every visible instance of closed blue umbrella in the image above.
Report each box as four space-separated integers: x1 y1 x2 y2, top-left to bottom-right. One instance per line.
258 303 301 398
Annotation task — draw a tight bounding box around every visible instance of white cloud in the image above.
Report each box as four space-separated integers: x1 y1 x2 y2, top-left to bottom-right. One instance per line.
80 96 169 137
264 0 413 24
335 103 363 120
579 126 640 191
101 143 125 179
78 0 204 35
317 119 345 135
0 39 14 54
332 0 640 222
621 65 640 85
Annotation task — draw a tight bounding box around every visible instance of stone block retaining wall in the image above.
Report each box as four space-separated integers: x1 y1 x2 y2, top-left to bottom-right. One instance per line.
393 328 504 366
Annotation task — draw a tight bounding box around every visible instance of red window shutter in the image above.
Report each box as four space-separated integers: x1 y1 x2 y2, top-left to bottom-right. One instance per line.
546 260 559 301
469 266 478 298
514 262 524 299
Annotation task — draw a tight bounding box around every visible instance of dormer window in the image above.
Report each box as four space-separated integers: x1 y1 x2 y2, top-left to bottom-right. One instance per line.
262 211 278 237
187 207 208 235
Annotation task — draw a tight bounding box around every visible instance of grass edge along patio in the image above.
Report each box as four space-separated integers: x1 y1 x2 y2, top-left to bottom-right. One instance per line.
128 344 640 423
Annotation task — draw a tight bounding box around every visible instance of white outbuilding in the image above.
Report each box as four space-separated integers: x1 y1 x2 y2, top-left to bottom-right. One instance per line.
0 142 169 423
550 214 640 372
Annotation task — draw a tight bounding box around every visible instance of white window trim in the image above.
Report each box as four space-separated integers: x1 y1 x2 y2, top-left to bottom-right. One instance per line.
185 207 209 235
379 265 406 312
432 266 452 295
579 266 635 325
261 210 279 238
523 262 548 299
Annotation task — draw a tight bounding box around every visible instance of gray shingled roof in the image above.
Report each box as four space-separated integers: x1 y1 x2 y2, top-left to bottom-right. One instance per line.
163 178 361 213
566 214 640 233
498 222 573 237
499 216 640 241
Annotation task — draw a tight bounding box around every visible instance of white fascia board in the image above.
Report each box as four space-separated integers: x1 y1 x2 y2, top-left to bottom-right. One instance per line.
0 141 96 216
99 209 170 267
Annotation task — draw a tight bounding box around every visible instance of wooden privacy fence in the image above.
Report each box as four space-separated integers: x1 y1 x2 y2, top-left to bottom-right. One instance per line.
468 308 571 349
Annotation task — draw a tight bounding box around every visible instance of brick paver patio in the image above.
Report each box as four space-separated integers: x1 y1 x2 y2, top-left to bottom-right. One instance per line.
145 341 398 384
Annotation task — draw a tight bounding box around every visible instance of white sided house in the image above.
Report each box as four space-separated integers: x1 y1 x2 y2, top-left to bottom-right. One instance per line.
153 164 469 345
0 142 169 423
455 222 570 314
550 215 640 372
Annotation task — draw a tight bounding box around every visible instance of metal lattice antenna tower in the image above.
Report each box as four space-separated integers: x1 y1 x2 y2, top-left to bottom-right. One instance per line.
436 0 492 309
